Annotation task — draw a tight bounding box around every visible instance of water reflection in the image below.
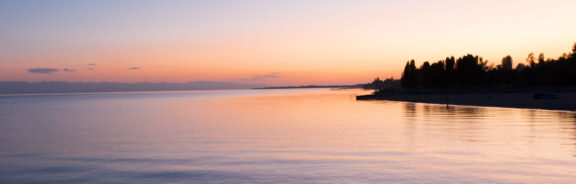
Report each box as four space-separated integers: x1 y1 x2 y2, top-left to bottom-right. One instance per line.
1 89 576 183
403 102 576 153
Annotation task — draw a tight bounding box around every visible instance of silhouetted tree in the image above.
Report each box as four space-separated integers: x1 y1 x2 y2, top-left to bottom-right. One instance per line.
397 42 576 89
492 55 515 86
538 53 545 64
444 56 456 87
572 43 576 59
527 52 536 68
401 60 418 88
455 54 486 87
365 77 399 91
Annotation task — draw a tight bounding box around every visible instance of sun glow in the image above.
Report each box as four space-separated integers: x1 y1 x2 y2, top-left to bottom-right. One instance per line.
1 0 575 85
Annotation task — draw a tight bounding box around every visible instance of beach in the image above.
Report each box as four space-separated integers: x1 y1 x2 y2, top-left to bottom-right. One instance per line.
357 91 576 111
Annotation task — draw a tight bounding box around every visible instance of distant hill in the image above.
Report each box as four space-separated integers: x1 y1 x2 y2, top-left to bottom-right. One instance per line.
0 81 264 94
256 84 365 89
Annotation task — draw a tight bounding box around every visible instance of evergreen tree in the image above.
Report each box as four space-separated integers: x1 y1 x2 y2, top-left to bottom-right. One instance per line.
397 42 576 89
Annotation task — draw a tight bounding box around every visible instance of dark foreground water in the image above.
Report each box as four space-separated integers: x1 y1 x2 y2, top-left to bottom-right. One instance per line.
0 89 575 183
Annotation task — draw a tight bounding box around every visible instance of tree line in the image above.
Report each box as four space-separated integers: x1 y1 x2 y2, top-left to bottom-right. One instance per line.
400 43 576 89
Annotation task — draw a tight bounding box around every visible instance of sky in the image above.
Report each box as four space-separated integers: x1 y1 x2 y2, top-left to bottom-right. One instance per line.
1 0 575 85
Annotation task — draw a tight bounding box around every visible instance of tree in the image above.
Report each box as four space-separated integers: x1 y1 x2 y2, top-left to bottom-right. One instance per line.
527 52 536 68
515 63 526 71
396 42 576 89
420 61 431 87
401 60 418 88
444 56 456 87
501 55 513 70
538 53 545 64
455 54 485 87
571 43 576 59
370 77 385 90
445 56 455 71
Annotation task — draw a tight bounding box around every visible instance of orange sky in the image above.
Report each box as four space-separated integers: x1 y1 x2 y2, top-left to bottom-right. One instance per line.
1 0 575 85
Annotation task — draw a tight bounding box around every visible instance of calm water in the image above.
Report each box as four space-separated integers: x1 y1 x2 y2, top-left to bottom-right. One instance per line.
0 89 575 183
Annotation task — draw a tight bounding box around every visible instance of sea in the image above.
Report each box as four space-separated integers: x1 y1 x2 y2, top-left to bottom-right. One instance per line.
0 89 575 183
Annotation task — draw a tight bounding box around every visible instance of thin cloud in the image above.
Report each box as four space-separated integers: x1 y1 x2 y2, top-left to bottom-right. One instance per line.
88 63 96 66
129 67 140 70
87 67 94 71
63 68 76 72
234 72 280 82
28 68 59 74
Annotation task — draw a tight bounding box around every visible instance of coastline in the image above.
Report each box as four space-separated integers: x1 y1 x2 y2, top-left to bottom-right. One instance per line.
357 91 576 112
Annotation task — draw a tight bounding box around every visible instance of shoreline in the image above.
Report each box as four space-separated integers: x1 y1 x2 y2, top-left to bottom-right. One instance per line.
357 92 576 112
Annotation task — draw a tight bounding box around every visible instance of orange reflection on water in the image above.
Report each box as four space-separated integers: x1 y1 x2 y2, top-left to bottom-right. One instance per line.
0 89 575 183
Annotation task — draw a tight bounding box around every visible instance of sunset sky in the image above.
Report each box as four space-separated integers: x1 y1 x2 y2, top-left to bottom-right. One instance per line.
1 0 575 85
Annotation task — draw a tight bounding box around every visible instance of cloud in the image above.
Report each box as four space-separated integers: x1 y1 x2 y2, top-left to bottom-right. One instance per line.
234 72 280 82
86 64 96 71
129 67 140 70
63 68 76 72
28 68 60 74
